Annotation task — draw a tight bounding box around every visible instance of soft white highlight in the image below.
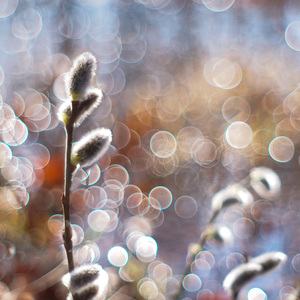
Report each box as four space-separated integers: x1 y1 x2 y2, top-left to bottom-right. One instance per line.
249 251 287 275
223 262 263 294
250 167 281 200
62 264 108 300
211 184 254 212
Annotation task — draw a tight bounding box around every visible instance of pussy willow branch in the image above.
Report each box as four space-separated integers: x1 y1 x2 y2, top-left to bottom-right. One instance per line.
62 101 79 273
174 210 219 300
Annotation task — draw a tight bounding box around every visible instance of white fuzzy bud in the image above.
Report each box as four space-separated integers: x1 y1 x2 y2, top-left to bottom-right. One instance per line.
211 184 253 213
250 167 281 200
65 52 97 100
248 251 287 275
62 264 108 300
57 89 103 127
71 128 112 167
223 262 263 294
206 225 233 245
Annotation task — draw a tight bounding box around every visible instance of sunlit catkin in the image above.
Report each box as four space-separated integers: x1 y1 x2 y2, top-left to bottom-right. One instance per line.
65 52 97 100
58 89 103 127
71 128 112 167
250 167 281 200
211 184 253 213
62 264 108 300
223 262 263 295
248 251 287 274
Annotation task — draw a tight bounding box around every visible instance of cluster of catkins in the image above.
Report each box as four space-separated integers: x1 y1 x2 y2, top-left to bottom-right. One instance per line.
209 167 287 298
58 52 112 168
58 53 112 299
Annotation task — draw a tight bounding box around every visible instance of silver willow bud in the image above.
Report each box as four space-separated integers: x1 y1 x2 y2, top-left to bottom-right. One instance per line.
65 52 97 100
62 264 108 300
71 128 112 167
211 184 253 213
248 251 287 275
58 89 103 127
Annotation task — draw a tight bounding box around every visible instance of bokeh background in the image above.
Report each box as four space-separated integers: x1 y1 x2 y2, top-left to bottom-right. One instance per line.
1 0 300 299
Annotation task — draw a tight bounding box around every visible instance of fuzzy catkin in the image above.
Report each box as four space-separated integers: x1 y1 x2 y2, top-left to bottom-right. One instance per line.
62 264 107 300
223 262 263 294
58 89 103 127
71 128 112 167
65 52 97 100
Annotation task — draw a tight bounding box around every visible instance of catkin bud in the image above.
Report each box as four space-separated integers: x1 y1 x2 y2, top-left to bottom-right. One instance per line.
65 52 97 100
205 225 233 245
250 167 281 200
71 128 112 167
62 264 108 300
223 262 263 294
73 89 103 127
57 89 103 127
58 99 72 125
248 251 287 275
211 184 253 213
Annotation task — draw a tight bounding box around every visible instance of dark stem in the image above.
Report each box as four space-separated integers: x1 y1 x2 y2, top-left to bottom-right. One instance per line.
174 210 219 300
62 101 79 273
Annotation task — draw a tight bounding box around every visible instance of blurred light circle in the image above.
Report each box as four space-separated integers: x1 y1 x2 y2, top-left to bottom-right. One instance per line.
47 214 63 237
292 254 300 272
177 127 203 153
252 129 274 156
192 139 217 166
136 236 157 262
175 167 200 191
6 184 30 209
25 143 50 169
233 218 255 239
222 96 250 123
2 119 28 146
104 164 129 187
53 73 69 101
197 289 214 300
12 8 42 39
152 263 173 281
102 179 124 206
226 121 252 149
108 246 128 267
202 0 235 12
0 142 12 168
251 200 273 222
212 58 235 88
84 186 107 209
75 242 100 264
0 0 18 18
150 131 177 158
269 136 294 163
183 274 202 292
71 224 84 246
248 288 267 300
112 122 130 150
149 186 172 210
139 279 158 299
84 164 101 186
175 196 197 219
88 209 110 232
285 21 300 51
0 66 4 86
279 286 298 300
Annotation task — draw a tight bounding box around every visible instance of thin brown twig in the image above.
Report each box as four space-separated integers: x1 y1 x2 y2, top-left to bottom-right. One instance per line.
62 101 79 273
174 210 220 300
